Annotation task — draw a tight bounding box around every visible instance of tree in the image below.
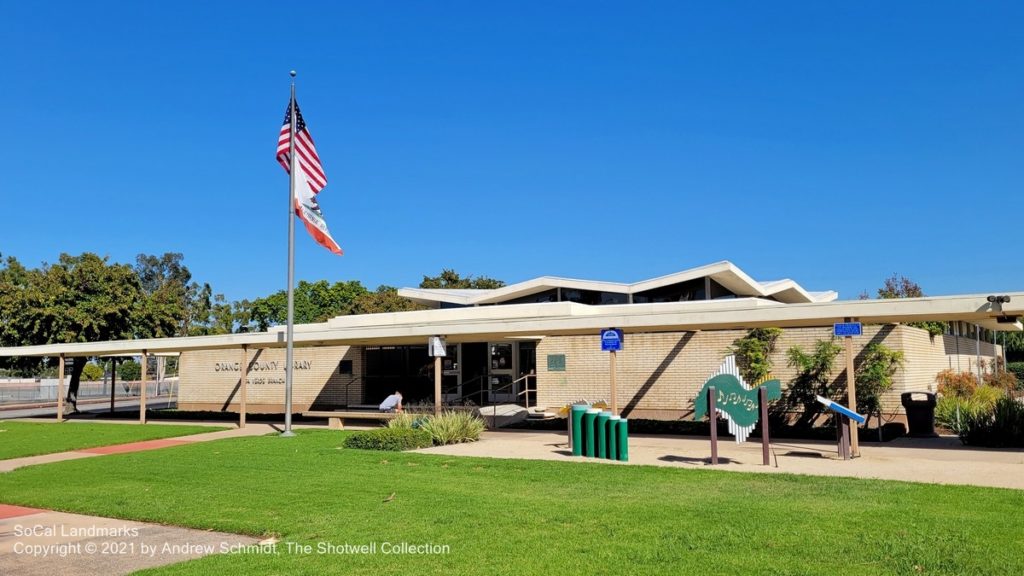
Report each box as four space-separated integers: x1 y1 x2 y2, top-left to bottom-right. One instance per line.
855 343 904 420
0 255 35 375
866 273 946 336
117 360 141 381
248 280 370 330
876 274 925 299
133 253 227 337
352 286 424 315
420 269 505 290
731 328 783 385
784 338 843 427
19 253 143 411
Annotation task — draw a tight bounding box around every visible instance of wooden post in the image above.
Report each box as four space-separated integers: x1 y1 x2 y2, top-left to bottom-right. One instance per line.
759 386 770 466
239 345 248 428
139 350 148 424
110 358 117 414
708 386 718 465
57 353 65 422
609 350 618 415
433 355 442 416
844 317 859 457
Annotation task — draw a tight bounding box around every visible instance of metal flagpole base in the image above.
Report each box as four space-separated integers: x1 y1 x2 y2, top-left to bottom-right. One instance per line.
280 430 297 437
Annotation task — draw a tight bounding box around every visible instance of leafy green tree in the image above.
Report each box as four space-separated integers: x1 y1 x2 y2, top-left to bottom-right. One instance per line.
784 338 843 427
352 286 424 315
731 328 783 385
0 255 34 375
117 360 141 381
81 362 105 381
862 273 946 336
855 343 905 420
18 253 143 410
420 269 505 289
248 280 370 330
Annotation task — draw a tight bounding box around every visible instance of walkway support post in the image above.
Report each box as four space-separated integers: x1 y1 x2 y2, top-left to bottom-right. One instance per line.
844 317 859 458
708 386 718 465
609 349 618 415
240 345 248 428
759 386 770 466
434 355 442 416
57 353 65 422
110 358 117 414
139 350 148 425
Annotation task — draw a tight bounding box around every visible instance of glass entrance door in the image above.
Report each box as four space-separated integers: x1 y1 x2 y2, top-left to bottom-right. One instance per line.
488 343 515 403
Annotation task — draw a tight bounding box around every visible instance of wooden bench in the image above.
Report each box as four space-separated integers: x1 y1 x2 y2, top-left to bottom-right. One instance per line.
302 410 399 430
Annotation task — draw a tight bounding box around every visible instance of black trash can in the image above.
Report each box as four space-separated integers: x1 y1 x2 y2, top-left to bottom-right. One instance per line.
901 392 938 438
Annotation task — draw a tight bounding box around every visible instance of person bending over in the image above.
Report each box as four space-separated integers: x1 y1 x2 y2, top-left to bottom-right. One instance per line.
379 390 403 413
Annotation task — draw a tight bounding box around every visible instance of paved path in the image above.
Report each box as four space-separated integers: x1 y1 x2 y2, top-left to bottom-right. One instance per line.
0 504 261 576
0 422 282 473
418 429 1024 490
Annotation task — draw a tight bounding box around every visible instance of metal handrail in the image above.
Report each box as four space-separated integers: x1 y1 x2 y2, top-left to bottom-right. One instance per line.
513 374 537 409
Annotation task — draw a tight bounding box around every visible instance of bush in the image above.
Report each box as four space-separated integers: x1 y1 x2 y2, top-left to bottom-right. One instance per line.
936 369 977 398
386 412 429 430
961 396 1024 448
983 370 1020 392
117 360 141 381
936 395 993 439
343 428 433 451
81 363 105 381
419 411 486 445
855 343 904 418
1008 362 1024 386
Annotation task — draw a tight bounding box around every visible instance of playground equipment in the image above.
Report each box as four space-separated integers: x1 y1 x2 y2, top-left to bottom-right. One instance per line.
569 407 628 462
815 395 866 460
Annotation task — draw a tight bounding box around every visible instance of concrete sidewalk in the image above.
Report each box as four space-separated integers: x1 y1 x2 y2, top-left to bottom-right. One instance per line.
418 429 1024 490
0 422 283 473
0 504 262 576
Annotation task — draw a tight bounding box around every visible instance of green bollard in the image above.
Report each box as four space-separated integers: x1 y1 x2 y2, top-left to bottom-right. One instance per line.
584 409 600 457
596 411 610 459
570 405 587 456
607 415 620 460
616 418 629 462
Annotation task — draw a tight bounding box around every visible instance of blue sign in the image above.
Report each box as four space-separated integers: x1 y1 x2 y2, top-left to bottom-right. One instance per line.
815 395 867 424
833 322 862 337
601 328 623 352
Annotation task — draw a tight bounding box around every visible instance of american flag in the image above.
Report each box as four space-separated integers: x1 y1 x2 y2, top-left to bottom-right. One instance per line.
276 100 327 192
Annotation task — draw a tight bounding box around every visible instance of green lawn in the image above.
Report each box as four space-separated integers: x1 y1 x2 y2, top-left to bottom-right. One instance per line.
0 430 1021 575
0 421 226 460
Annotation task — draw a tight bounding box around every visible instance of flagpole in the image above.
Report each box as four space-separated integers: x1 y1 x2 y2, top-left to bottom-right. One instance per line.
282 70 297 437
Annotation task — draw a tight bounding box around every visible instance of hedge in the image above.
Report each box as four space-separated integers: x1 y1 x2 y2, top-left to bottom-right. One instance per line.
343 427 433 451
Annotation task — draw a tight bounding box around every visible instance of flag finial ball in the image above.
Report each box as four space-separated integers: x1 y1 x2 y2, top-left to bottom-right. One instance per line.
290 70 297 77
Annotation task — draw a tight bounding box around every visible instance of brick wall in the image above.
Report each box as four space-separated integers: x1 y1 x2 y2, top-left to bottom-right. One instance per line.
535 325 1000 420
178 346 362 413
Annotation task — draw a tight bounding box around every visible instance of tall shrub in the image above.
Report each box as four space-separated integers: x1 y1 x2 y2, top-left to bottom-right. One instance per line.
936 370 977 398
855 343 904 420
784 338 842 426
731 328 783 385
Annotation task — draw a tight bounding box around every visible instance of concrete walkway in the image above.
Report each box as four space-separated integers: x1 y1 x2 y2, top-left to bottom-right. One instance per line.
418 429 1024 490
0 421 282 473
0 504 262 576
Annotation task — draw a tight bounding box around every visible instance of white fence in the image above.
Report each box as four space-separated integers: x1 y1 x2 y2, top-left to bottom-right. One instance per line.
0 378 179 405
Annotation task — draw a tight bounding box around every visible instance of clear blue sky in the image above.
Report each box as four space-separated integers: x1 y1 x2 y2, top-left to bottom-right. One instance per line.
2 2 1021 302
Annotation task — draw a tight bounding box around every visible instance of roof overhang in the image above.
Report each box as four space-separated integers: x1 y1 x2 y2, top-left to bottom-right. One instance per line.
1 292 1020 357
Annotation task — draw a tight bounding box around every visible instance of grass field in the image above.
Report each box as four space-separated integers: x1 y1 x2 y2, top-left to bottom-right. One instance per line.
0 421 225 460
0 430 1021 575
